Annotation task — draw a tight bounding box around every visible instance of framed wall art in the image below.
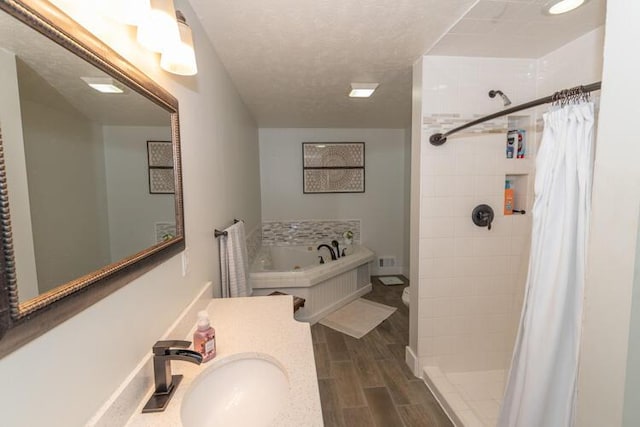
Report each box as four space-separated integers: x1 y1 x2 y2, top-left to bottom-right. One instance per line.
147 140 175 194
302 142 365 193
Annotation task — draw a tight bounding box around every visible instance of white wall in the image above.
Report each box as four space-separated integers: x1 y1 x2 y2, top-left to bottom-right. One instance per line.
259 128 408 275
0 0 261 425
576 1 640 425
0 49 39 300
102 125 173 261
536 27 605 96
403 127 411 278
408 58 423 366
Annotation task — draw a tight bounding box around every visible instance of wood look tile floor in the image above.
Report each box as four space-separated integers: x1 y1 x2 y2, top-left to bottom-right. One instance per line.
312 276 453 427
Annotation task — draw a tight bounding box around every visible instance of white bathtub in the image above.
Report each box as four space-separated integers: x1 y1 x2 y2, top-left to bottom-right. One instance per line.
250 245 375 323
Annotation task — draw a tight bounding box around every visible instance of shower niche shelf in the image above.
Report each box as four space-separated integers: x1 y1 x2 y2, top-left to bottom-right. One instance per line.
505 174 529 215
503 114 534 174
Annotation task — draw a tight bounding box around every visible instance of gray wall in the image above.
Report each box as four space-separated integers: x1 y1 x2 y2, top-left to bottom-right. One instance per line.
102 125 173 261
259 127 408 275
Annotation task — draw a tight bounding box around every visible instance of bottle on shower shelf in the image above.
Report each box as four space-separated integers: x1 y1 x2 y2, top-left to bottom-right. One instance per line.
506 129 526 159
504 180 514 215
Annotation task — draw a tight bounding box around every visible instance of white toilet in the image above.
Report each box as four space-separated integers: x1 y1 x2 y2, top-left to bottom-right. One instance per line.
402 287 410 307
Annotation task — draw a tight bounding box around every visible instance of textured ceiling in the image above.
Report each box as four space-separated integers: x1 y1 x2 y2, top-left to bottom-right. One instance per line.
188 0 478 128
429 0 606 57
189 0 606 129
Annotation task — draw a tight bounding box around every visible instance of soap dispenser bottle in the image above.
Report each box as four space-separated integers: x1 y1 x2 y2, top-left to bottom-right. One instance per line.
193 310 216 362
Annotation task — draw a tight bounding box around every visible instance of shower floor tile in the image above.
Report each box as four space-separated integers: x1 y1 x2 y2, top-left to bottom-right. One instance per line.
445 369 506 426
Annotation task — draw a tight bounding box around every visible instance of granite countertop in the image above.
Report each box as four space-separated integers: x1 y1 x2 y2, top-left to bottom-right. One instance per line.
126 295 323 427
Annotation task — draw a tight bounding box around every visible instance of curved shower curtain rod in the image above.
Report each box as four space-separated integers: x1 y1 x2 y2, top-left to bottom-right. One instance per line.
429 81 602 146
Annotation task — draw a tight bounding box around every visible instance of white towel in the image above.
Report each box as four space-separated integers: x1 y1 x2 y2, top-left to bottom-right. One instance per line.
219 221 251 298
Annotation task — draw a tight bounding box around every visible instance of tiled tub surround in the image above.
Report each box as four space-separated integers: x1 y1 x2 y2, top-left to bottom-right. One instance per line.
262 219 361 246
126 296 323 427
250 245 375 323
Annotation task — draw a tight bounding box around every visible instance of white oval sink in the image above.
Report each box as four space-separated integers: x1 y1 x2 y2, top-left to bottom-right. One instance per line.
181 354 290 427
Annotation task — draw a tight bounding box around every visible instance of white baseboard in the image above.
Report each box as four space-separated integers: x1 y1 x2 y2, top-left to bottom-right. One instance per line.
298 283 372 324
405 345 421 378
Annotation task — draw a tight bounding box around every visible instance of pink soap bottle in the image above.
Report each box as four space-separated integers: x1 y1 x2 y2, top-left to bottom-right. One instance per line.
193 310 216 362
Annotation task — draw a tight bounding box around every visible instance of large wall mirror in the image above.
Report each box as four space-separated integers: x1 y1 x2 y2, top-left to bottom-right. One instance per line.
0 0 185 357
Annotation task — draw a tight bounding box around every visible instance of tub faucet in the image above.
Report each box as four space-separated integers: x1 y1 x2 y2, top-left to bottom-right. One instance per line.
142 340 203 413
317 244 337 261
331 240 341 258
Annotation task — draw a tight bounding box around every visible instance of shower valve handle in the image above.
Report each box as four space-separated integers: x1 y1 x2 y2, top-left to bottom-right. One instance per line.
472 204 495 231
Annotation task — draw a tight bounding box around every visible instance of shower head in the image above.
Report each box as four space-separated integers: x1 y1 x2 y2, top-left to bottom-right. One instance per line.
489 89 512 107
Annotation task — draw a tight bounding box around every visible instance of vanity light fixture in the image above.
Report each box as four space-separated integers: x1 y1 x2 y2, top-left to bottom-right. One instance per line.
160 11 198 76
81 77 124 93
349 83 379 98
543 0 589 15
137 0 180 53
101 0 151 26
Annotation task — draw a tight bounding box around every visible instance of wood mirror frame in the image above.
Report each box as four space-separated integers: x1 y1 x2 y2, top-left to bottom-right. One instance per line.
0 0 185 357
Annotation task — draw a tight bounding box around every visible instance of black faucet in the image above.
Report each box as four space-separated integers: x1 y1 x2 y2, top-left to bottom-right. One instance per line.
317 244 337 260
142 340 203 413
331 240 341 258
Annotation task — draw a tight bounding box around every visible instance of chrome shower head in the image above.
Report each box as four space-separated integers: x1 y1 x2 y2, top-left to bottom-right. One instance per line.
489 89 512 107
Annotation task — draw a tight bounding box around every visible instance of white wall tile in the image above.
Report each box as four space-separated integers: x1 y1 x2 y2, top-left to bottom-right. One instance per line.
421 217 455 238
418 55 536 373
454 237 475 257
422 197 454 218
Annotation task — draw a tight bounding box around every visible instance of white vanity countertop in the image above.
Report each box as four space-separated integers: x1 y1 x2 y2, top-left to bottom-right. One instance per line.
125 296 323 427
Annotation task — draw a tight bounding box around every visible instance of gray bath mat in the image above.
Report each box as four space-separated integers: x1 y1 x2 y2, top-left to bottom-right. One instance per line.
378 276 404 286
319 298 396 339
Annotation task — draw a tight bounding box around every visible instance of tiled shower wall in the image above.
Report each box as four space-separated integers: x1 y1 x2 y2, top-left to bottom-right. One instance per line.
416 56 537 373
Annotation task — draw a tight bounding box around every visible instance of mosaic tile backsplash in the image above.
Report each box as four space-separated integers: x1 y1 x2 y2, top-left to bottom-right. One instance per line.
423 113 508 136
262 220 361 246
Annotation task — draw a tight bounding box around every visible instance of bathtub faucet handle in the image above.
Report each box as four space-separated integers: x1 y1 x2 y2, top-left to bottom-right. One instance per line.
331 240 341 258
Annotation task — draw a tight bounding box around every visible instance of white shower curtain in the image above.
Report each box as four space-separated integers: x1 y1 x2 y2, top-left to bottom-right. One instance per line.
219 221 251 298
498 102 595 427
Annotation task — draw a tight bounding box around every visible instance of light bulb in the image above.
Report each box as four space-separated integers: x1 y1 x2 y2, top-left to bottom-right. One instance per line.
160 11 198 76
137 0 179 53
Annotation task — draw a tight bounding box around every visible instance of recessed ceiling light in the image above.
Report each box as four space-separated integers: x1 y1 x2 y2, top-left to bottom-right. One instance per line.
81 77 124 94
543 0 589 15
349 83 379 98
